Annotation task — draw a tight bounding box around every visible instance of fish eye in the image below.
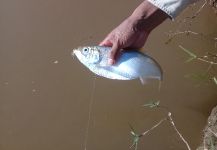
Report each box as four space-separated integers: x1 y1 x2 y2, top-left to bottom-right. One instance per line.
82 47 89 54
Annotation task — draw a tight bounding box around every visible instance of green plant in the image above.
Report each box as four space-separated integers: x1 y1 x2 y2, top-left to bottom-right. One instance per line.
129 101 191 150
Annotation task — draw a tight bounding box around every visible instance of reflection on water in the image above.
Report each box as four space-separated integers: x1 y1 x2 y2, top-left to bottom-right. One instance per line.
0 0 217 150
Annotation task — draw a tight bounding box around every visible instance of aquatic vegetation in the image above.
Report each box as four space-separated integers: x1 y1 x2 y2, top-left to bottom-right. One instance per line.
129 101 191 150
75 2 216 150
143 100 160 108
179 45 197 63
164 0 217 86
129 117 167 150
179 45 217 85
209 137 215 150
165 0 217 45
129 125 140 150
206 128 217 149
199 128 217 150
130 2 216 150
179 45 217 66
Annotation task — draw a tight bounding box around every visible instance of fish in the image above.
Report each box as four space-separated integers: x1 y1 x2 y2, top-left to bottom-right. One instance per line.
72 46 163 84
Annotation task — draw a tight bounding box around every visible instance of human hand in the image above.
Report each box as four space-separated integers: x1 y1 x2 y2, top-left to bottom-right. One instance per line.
99 17 150 65
99 1 169 65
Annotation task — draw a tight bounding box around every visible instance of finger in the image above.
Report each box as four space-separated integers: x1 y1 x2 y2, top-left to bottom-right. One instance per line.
99 34 112 46
99 39 112 47
108 42 119 65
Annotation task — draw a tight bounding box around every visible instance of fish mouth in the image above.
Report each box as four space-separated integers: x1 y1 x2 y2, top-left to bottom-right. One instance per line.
71 49 78 60
72 49 76 56
72 49 80 57
72 49 83 61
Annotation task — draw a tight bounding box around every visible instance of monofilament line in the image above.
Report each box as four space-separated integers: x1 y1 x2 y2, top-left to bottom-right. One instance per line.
84 76 96 150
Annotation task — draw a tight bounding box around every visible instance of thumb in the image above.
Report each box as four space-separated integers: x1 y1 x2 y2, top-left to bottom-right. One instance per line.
108 42 119 65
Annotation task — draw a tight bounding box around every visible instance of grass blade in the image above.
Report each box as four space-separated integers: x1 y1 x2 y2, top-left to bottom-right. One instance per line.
143 101 160 108
179 45 197 60
185 56 196 63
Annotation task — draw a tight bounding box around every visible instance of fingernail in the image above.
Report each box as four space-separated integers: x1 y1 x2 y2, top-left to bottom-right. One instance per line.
108 59 114 65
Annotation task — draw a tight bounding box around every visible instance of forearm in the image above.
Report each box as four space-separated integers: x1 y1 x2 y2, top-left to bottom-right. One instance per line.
129 0 169 32
147 0 198 18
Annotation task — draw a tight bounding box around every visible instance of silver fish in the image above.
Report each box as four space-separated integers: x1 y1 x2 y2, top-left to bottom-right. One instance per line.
72 46 163 84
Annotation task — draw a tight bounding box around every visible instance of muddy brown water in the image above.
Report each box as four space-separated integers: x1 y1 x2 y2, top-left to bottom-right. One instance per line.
0 0 217 150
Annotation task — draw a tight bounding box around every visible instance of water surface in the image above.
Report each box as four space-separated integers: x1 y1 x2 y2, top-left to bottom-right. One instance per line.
0 0 217 150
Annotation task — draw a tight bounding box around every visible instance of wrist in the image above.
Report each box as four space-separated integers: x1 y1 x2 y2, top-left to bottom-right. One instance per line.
129 1 169 32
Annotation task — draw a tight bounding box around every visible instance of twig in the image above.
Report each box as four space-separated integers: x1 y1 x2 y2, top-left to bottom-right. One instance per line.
166 0 217 46
168 30 200 36
139 102 192 150
140 118 167 136
165 30 217 45
165 30 200 44
197 58 217 65
188 0 208 19
179 45 217 65
208 128 217 138
129 118 167 150
175 0 208 30
205 63 213 73
167 112 191 150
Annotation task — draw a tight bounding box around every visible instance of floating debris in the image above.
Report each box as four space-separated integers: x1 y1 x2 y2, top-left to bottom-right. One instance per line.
53 60 59 64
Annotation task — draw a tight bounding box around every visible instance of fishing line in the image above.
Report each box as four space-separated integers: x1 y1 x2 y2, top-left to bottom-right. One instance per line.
158 80 162 92
84 76 97 150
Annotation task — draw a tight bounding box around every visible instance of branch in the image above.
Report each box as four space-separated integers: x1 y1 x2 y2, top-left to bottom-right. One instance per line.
167 112 191 150
140 102 191 150
129 118 167 150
